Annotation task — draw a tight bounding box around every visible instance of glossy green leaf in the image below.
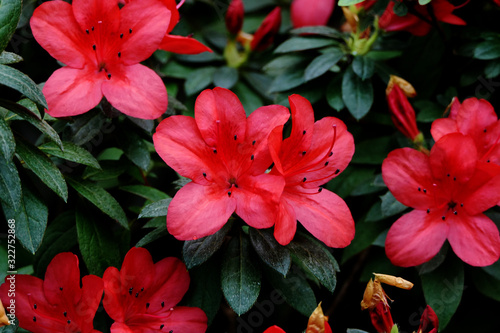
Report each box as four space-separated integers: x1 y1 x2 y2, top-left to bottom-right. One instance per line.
118 129 150 171
120 185 169 202
287 232 339 293
305 50 344 81
352 56 375 80
0 51 23 64
0 64 47 108
221 233 261 315
326 76 345 111
418 0 432 5
290 26 343 38
232 82 263 116
39 141 101 169
268 71 305 93
183 221 232 269
0 0 22 53
0 117 14 160
138 198 171 218
213 66 239 89
0 153 21 209
263 55 308 76
2 186 48 254
380 191 408 218
76 204 121 276
16 138 68 202
135 226 169 247
68 111 108 146
342 67 373 120
249 228 291 277
185 67 216 96
472 268 500 302
352 136 393 165
474 40 500 60
274 37 335 53
338 0 365 5
66 176 128 229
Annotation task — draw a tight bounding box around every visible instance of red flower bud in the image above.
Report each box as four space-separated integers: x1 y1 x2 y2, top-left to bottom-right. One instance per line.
418 305 439 333
291 0 335 28
226 0 244 35
370 302 395 333
250 7 281 52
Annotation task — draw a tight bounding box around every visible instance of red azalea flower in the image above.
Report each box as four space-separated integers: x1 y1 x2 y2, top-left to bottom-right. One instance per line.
0 253 103 333
370 302 395 333
268 94 355 247
122 0 212 54
379 0 466 36
263 303 332 333
291 0 335 28
153 87 289 240
30 0 169 119
226 0 245 35
418 305 439 333
103 247 207 333
431 97 500 164
263 326 286 333
251 7 282 52
495 0 500 6
382 133 500 267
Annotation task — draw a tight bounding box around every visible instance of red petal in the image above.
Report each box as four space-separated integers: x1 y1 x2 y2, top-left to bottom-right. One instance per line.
269 126 285 175
43 66 103 117
119 0 171 64
264 326 287 333
456 98 497 144
432 0 466 25
285 189 355 248
167 182 236 240
291 0 335 28
43 253 81 307
159 35 213 54
72 0 120 35
103 267 126 322
225 0 245 35
30 1 89 68
80 275 104 328
251 7 281 51
382 148 435 210
419 305 439 333
147 258 189 311
462 161 500 215
110 322 134 333
448 213 500 266
430 118 458 142
102 64 167 119
385 210 449 267
379 2 431 36
154 306 207 332
274 199 298 245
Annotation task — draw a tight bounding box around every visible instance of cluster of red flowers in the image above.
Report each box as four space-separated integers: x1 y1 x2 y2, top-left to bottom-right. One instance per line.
0 248 207 333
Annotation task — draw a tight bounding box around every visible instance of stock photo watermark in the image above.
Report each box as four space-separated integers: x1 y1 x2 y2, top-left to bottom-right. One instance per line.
5 218 17 325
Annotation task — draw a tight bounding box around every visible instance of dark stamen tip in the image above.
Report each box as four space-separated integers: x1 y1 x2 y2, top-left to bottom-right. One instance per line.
453 211 458 215
234 135 237 140
453 177 456 181
129 287 133 295
67 320 71 324
135 292 139 298
63 311 67 317
303 177 307 182
146 303 150 309
129 28 133 33
33 316 36 322
92 44 96 51
418 187 421 191
251 155 254 160
426 209 430 214
329 152 333 157
213 149 217 154
423 189 427 193
302 130 306 135
60 287 63 291
107 73 111 79
484 128 487 133
228 191 232 197
318 187 323 192
118 52 121 58
461 203 464 207
34 304 37 310
441 216 446 221
252 140 256 145
86 29 89 34
324 161 329 166
302 151 306 156
487 160 491 163
161 301 165 308
203 172 207 177
120 33 124 38
447 174 450 177
91 26 94 31
160 324 165 330
335 169 340 175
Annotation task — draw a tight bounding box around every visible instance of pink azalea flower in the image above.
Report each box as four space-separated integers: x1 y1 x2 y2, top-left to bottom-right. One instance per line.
383 133 500 267
30 0 170 118
153 87 289 240
103 247 207 333
268 94 355 247
0 253 103 333
290 0 335 28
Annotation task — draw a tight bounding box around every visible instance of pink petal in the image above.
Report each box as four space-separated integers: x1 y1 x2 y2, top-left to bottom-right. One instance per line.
157 306 207 332
103 267 126 322
456 98 497 143
110 322 134 333
448 213 500 266
147 258 190 311
43 253 81 306
167 182 236 240
274 199 298 245
159 35 213 54
483 121 500 163
462 161 500 215
119 0 171 64
291 0 335 28
385 210 449 267
264 326 287 333
286 189 355 248
269 126 285 175
430 118 458 142
382 148 435 210
30 1 89 68
72 0 120 35
153 115 220 183
102 64 167 119
234 173 285 229
43 66 103 117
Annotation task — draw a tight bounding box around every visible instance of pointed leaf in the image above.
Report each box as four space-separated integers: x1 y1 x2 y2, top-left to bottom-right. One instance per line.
0 117 15 160
0 51 23 64
184 67 216 96
118 129 151 171
342 67 373 120
380 191 408 218
249 228 291 276
326 76 345 111
138 198 171 219
0 0 22 53
213 66 239 89
352 56 375 80
274 37 335 53
338 0 365 5
39 141 101 169
120 185 169 202
135 226 169 247
0 152 21 210
0 64 47 108
305 50 344 81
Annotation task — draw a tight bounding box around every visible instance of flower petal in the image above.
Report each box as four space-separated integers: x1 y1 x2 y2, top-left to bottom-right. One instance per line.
103 267 126 322
147 258 189 311
291 0 335 28
385 210 449 267
102 64 167 119
159 35 213 54
80 275 105 329
43 66 103 117
430 133 477 182
43 253 81 306
274 199 298 245
455 98 497 143
167 182 236 240
264 326 287 333
430 118 458 142
72 0 120 35
30 1 88 68
462 161 500 215
382 148 435 210
159 306 207 333
448 213 500 266
286 189 355 247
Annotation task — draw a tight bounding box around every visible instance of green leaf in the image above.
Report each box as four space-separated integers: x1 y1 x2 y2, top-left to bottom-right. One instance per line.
0 99 63 148
365 50 402 61
0 64 47 108
118 129 150 171
0 115 14 160
16 138 68 202
268 71 305 93
0 0 22 53
2 186 48 254
66 176 128 229
305 50 344 81
274 37 335 53
473 40 500 60
120 185 169 202
221 233 261 315
183 221 232 269
290 26 343 38
421 254 464 330
352 56 375 80
265 266 316 316
326 77 345 111
68 111 107 146
213 66 239 89
0 51 23 64
76 204 122 276
0 151 20 210
287 232 339 293
346 329 371 333
160 61 194 79
249 228 291 276
263 54 308 76
342 67 373 120
138 198 171 218
472 267 500 302
232 82 263 116
338 0 365 5
352 136 393 165
393 1 408 16
39 141 101 169
135 226 169 247
185 67 216 96
380 191 408 218
418 0 432 5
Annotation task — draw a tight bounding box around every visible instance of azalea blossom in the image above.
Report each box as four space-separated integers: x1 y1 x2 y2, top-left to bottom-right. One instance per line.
417 305 439 333
268 94 355 247
382 133 500 267
379 0 466 36
30 0 170 118
153 87 289 240
250 7 282 52
121 0 212 54
290 0 335 28
431 97 500 164
103 247 207 333
0 253 103 333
